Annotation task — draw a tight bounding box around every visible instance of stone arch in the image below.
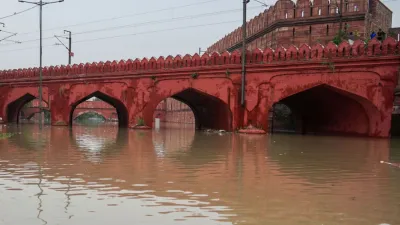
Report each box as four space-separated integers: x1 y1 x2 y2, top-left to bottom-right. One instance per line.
143 80 234 131
270 82 381 136
73 111 108 121
69 91 128 127
5 93 50 124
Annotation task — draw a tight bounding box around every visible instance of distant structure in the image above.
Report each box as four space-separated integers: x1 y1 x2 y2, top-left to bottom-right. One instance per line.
154 98 195 125
207 0 393 52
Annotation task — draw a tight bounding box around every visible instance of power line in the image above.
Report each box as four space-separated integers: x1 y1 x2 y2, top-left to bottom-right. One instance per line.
16 0 227 36
0 5 38 20
71 7 261 36
0 20 240 53
1 6 261 46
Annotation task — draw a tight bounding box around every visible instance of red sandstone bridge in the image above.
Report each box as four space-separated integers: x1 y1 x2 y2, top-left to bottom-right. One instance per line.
0 38 399 137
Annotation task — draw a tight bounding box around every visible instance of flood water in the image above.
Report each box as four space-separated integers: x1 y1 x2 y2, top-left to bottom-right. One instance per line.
0 124 400 225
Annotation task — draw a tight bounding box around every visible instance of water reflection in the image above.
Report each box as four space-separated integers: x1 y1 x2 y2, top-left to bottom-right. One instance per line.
0 124 399 225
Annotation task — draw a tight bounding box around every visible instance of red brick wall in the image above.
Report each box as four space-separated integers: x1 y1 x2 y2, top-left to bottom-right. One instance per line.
154 98 195 124
207 0 392 52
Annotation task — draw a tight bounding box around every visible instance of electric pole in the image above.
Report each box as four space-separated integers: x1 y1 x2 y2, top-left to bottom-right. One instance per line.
241 0 250 107
54 30 72 65
65 30 72 64
18 0 64 130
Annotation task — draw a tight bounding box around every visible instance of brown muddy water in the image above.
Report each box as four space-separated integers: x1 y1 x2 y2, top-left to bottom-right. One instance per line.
0 124 399 225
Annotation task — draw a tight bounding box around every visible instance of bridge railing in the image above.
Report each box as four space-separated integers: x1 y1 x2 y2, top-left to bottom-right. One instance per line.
0 38 398 80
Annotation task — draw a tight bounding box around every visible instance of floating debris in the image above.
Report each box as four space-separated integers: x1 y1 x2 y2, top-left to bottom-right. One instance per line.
380 161 400 168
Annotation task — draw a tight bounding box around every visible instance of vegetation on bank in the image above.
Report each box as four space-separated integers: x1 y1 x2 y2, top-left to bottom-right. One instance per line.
0 133 14 139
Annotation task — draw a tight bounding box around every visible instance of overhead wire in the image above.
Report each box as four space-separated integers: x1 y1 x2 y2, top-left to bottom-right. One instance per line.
0 6 262 46
16 0 227 36
0 5 38 20
0 20 240 54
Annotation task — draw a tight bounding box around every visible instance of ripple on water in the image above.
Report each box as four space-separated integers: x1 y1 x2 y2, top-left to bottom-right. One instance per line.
0 125 399 225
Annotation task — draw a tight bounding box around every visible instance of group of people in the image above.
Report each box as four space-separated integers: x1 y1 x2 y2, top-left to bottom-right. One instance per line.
346 28 386 45
370 29 386 41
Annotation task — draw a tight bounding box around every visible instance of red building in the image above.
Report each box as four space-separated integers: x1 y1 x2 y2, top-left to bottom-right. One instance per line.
154 98 195 125
207 0 393 52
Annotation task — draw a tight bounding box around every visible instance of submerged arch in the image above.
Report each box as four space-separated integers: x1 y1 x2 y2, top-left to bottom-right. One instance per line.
69 91 128 127
271 84 378 136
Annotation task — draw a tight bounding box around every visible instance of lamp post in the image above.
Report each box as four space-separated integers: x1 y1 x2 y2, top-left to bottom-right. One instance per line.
18 0 64 130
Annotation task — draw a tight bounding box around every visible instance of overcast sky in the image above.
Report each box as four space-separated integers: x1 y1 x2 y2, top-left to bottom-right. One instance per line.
0 0 398 70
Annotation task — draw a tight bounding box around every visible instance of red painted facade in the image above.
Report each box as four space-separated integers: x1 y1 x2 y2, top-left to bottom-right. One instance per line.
0 38 399 137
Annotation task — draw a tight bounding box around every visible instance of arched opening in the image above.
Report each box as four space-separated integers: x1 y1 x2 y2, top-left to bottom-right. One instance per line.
152 88 232 131
268 103 296 133
69 92 128 128
74 111 107 124
6 94 51 125
269 85 371 136
153 98 196 129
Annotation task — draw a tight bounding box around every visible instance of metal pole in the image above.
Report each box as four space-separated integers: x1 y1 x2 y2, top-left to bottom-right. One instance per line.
38 0 43 129
64 30 72 64
19 0 64 130
241 0 249 107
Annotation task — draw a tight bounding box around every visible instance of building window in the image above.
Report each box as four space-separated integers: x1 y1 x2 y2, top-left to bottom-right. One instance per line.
326 25 329 35
301 10 305 17
354 5 358 11
293 28 295 37
309 26 312 35
318 8 322 15
285 12 288 19
336 7 339 14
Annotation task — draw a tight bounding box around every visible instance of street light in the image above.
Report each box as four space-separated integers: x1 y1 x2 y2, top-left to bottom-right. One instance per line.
18 0 64 130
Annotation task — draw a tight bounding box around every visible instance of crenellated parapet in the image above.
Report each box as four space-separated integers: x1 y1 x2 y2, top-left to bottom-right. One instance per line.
207 0 390 53
0 38 399 80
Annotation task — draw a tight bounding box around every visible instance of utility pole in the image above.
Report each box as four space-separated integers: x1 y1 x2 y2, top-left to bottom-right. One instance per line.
241 0 250 107
54 30 72 65
18 0 64 130
65 30 72 64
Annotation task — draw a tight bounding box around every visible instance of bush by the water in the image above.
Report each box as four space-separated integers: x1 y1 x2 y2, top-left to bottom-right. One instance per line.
0 133 14 139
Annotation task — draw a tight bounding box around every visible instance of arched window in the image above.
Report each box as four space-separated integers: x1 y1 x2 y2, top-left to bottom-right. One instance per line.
285 12 288 18
354 5 358 11
318 8 322 15
336 7 339 14
301 10 305 17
